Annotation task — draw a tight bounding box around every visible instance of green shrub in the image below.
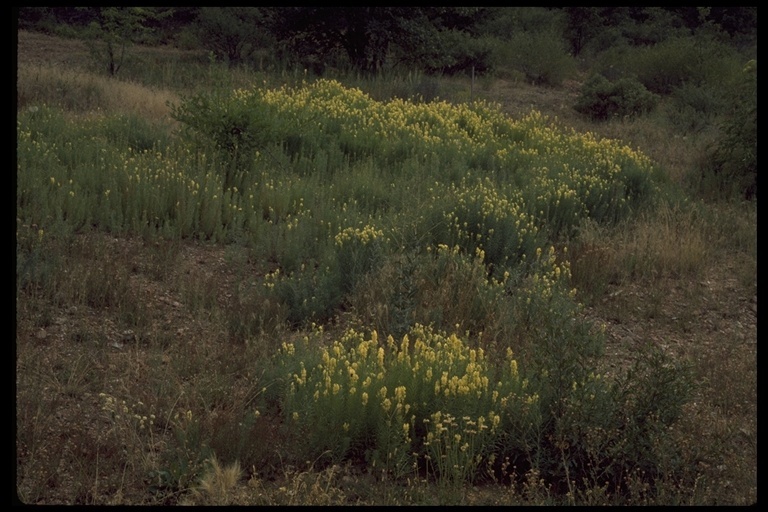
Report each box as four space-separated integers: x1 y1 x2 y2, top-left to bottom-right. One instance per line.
700 59 756 199
505 30 577 86
574 74 659 121
600 36 743 97
663 83 723 134
170 90 281 157
636 39 703 95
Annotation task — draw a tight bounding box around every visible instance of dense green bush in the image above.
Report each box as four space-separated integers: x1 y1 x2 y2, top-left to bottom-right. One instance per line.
632 37 711 95
419 30 496 76
193 7 272 66
574 74 659 121
594 36 743 97
503 30 577 86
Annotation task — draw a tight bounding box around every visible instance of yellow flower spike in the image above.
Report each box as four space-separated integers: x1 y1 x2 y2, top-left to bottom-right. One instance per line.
509 359 518 379
400 334 410 357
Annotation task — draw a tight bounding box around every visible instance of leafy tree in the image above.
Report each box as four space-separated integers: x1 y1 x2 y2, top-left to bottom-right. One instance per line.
264 7 492 75
480 8 574 85
265 7 405 74
388 7 493 74
87 7 155 76
194 7 272 66
562 7 604 56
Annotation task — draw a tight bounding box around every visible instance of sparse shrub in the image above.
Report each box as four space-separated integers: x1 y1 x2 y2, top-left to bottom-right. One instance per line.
169 90 280 162
333 224 387 294
574 74 659 121
351 244 517 343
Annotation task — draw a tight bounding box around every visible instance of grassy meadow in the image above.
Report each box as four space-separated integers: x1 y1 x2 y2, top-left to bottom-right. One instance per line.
16 30 756 505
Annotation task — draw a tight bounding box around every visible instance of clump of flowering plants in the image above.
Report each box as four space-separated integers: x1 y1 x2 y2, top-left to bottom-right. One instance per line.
170 79 660 232
277 324 539 483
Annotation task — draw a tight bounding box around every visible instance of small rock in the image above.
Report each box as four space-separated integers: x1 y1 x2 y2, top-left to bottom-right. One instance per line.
36 328 47 340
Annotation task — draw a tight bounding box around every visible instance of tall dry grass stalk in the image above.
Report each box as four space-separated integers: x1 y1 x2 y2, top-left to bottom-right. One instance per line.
17 62 179 126
614 202 709 280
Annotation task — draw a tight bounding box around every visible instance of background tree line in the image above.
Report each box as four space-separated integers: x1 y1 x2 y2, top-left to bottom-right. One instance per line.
17 7 756 75
16 6 756 198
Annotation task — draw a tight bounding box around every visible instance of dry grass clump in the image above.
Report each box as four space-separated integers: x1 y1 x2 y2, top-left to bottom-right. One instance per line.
17 63 178 127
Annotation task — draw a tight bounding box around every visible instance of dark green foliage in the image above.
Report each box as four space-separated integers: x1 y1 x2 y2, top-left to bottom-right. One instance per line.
19 7 757 85
194 8 272 66
272 267 343 328
563 7 690 58
562 7 604 56
574 75 659 121
631 38 707 95
664 83 723 134
169 91 281 186
262 7 494 76
490 284 694 497
97 113 170 152
85 8 156 76
266 7 409 74
702 60 756 199
504 30 576 86
421 31 496 76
